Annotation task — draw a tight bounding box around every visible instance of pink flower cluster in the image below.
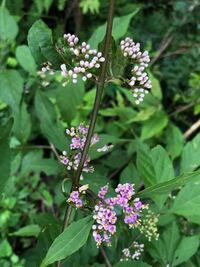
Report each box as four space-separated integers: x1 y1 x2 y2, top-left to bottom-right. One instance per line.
60 123 99 179
120 37 152 104
67 191 83 208
61 33 105 85
92 183 147 247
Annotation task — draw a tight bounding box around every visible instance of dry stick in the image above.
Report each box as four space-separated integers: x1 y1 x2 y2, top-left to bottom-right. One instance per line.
184 119 200 139
56 1 115 266
169 102 195 117
150 32 174 66
150 3 198 66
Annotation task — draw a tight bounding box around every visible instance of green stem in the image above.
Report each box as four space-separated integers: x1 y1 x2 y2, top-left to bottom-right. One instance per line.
74 0 115 185
56 1 115 266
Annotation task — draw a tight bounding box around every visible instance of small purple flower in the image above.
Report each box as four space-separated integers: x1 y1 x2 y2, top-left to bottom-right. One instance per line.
60 123 100 178
98 185 108 199
134 200 142 210
67 190 83 208
70 137 82 150
93 231 102 246
91 134 100 145
78 123 88 135
124 213 138 225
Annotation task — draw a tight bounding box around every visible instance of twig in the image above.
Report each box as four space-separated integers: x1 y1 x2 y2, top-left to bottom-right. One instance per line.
151 3 199 66
184 119 200 139
56 1 115 266
64 0 79 30
150 32 174 66
50 143 61 162
169 102 195 117
100 246 112 267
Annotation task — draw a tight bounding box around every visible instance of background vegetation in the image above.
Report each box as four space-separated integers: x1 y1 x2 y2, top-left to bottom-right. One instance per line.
0 0 200 266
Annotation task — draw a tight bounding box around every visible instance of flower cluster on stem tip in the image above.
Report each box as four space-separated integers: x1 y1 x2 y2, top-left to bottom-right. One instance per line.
60 123 99 179
120 37 152 104
91 183 156 247
121 242 144 261
60 33 105 85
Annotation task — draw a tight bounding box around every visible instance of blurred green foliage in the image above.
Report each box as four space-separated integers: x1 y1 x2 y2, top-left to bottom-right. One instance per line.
0 0 200 266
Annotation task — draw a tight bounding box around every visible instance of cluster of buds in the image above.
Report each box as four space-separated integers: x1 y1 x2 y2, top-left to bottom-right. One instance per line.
93 205 117 246
60 123 99 179
67 184 89 208
61 33 105 85
37 62 55 87
121 242 144 261
138 210 159 241
92 183 151 247
120 37 152 104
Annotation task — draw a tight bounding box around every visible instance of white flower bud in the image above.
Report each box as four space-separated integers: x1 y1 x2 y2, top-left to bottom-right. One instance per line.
86 73 92 78
99 57 105 62
68 70 73 76
60 64 66 71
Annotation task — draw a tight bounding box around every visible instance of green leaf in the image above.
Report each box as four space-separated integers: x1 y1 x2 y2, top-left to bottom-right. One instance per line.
25 213 60 266
41 216 94 267
0 70 23 113
172 236 199 266
56 78 85 123
0 6 18 40
89 9 140 49
13 102 32 143
35 91 66 150
162 222 180 264
180 133 200 173
0 119 13 195
120 162 140 190
21 150 61 176
137 144 174 206
34 0 44 13
0 70 24 137
148 222 198 266
137 171 200 198
170 182 200 224
114 261 151 267
166 123 184 160
141 110 168 140
80 0 100 14
137 144 174 187
148 72 162 100
125 106 157 124
0 239 12 258
16 45 37 73
44 0 53 13
28 19 61 66
10 224 41 237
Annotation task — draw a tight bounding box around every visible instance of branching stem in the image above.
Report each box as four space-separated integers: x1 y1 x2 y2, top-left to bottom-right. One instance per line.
56 1 115 266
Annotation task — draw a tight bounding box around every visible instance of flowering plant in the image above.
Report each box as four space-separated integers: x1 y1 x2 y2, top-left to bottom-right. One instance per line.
1 0 199 267
35 2 161 265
